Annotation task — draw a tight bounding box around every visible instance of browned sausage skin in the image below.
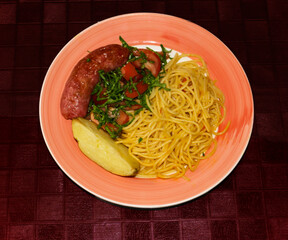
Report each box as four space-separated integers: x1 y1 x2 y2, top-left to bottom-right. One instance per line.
60 44 130 120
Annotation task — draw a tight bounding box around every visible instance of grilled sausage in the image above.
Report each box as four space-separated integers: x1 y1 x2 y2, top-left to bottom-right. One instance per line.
60 44 130 120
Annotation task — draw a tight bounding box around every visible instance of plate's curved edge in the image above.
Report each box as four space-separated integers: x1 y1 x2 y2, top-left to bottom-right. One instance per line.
39 12 255 209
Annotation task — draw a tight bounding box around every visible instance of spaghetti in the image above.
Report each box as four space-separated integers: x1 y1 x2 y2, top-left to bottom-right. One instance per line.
117 53 230 179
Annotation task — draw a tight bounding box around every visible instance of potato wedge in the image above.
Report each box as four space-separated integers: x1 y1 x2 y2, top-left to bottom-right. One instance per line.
72 118 139 176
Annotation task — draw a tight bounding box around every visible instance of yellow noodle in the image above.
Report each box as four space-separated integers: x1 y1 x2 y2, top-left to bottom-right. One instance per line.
117 53 229 179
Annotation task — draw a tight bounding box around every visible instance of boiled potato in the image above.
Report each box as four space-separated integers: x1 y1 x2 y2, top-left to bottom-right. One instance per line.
72 118 139 176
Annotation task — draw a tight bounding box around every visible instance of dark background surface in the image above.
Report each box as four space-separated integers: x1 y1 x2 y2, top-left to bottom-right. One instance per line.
0 0 288 239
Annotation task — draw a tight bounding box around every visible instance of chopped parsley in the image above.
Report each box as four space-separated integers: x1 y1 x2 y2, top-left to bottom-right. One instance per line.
88 36 171 139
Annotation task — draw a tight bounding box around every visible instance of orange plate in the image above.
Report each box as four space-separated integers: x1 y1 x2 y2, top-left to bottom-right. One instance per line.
39 13 254 208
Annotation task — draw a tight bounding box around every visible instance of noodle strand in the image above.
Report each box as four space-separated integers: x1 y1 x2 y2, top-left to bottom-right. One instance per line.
117 53 229 179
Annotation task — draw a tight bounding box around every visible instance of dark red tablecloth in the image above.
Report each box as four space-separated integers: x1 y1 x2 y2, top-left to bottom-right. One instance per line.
0 0 287 239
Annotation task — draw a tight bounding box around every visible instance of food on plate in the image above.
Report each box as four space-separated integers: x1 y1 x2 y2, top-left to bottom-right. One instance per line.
61 37 229 179
72 118 139 176
63 37 169 176
86 37 170 139
60 44 130 119
117 53 230 179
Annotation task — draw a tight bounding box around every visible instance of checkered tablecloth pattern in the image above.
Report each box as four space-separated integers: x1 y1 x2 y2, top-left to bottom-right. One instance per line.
0 0 287 239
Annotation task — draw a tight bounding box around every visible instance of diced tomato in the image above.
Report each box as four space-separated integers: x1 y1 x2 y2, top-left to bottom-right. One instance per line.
125 81 149 98
132 49 161 77
132 73 143 82
121 62 139 81
92 88 107 105
119 101 142 110
125 104 142 110
116 110 129 125
131 58 141 69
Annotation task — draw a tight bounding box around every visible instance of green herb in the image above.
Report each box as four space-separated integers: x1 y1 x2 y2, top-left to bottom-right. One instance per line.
147 45 172 72
89 37 171 139
138 137 143 143
119 36 135 52
86 58 91 62
160 44 172 66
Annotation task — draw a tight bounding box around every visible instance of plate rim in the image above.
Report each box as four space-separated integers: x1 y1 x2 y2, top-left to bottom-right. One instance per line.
39 12 254 208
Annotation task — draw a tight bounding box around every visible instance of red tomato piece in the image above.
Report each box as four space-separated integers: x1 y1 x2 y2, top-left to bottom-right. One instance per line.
125 104 142 110
92 88 107 105
121 62 139 81
116 110 129 125
125 81 149 98
132 49 161 77
132 73 143 82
